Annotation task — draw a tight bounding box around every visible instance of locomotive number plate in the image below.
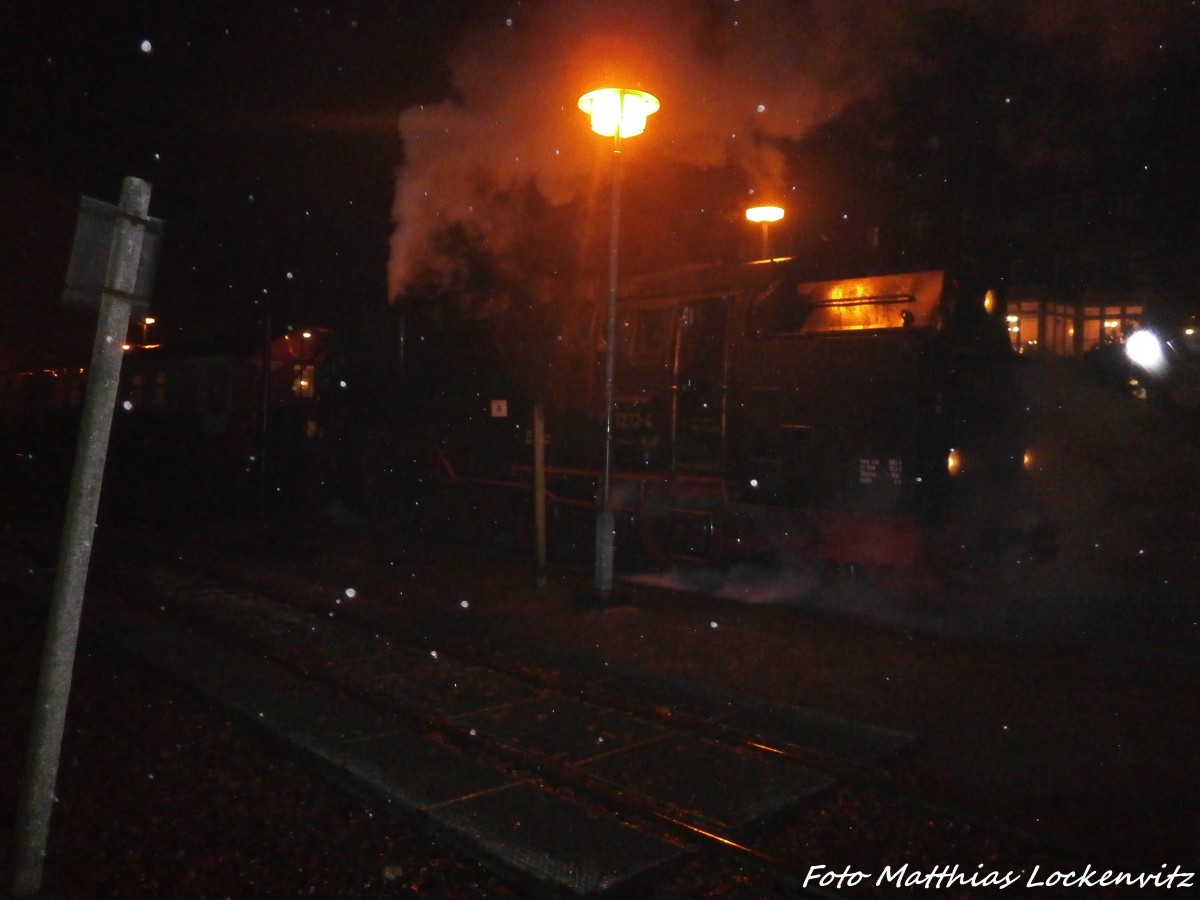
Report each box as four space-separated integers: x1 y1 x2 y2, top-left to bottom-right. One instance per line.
615 410 653 430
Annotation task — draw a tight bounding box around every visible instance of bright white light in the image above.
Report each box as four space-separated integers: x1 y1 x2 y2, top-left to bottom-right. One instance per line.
578 88 659 139
746 206 784 223
140 40 153 54
1126 329 1166 374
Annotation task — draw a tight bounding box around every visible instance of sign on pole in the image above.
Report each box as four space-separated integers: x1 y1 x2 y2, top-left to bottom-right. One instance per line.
12 176 160 897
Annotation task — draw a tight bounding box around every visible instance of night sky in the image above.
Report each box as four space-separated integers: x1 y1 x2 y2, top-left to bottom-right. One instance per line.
3 1 1199 371
2 0 500 367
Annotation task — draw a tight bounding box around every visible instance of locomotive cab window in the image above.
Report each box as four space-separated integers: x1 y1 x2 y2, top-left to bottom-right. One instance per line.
621 307 672 363
748 284 814 338
810 292 919 331
749 278 928 336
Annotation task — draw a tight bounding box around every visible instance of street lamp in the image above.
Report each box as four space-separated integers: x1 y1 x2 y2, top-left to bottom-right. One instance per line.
141 315 156 345
578 86 659 595
578 88 659 139
746 206 784 260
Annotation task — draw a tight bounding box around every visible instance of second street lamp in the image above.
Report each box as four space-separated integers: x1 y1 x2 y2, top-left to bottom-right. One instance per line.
578 87 659 596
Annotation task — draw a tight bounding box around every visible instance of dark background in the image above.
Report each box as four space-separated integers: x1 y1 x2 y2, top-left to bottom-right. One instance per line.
1 0 504 368
3 1 1199 372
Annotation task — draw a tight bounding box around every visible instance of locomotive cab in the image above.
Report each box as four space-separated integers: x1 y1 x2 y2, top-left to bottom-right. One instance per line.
603 261 1028 568
429 257 1039 573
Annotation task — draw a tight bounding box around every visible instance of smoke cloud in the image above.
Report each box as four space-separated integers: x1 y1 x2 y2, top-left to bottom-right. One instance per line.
387 0 1185 299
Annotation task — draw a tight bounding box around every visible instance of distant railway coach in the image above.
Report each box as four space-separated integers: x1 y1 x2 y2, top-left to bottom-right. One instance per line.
1 327 336 511
115 327 334 455
437 259 1040 570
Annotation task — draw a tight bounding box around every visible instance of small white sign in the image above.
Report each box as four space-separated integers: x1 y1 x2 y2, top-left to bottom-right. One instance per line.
490 399 508 418
859 458 878 484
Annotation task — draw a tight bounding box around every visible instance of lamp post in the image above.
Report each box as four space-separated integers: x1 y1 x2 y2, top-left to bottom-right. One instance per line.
578 86 659 595
746 205 784 260
141 315 155 345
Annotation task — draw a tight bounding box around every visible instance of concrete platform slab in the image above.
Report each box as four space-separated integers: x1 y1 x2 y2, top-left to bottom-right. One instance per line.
161 582 395 662
589 670 750 723
333 649 540 717
591 669 914 766
324 730 517 810
430 782 690 895
114 614 518 805
580 734 831 832
454 693 667 763
107 577 912 893
723 699 914 765
112 613 396 742
109 612 691 895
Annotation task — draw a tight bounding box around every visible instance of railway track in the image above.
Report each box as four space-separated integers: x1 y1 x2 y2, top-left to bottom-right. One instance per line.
85 552 1146 898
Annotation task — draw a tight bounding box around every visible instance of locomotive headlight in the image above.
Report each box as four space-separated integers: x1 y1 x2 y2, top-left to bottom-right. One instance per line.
947 447 963 477
1125 329 1166 375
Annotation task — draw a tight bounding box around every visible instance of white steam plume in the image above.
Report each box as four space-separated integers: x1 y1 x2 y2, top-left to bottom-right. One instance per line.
387 0 1186 299
387 0 906 299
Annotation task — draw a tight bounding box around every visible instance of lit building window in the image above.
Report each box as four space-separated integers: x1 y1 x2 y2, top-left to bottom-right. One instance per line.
292 364 316 398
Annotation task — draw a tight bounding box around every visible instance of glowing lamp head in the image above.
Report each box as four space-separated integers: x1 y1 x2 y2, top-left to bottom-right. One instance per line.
746 206 785 224
578 88 660 139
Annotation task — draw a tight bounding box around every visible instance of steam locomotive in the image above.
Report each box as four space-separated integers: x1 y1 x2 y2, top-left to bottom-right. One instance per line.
3 258 1044 571
427 258 1043 571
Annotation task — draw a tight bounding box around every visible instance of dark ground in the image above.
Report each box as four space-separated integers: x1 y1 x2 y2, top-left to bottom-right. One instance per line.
3 358 1200 896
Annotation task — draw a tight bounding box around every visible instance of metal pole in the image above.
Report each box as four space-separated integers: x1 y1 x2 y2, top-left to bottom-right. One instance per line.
13 176 151 897
258 312 271 524
761 222 769 260
396 298 407 381
533 403 547 588
594 135 622 594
